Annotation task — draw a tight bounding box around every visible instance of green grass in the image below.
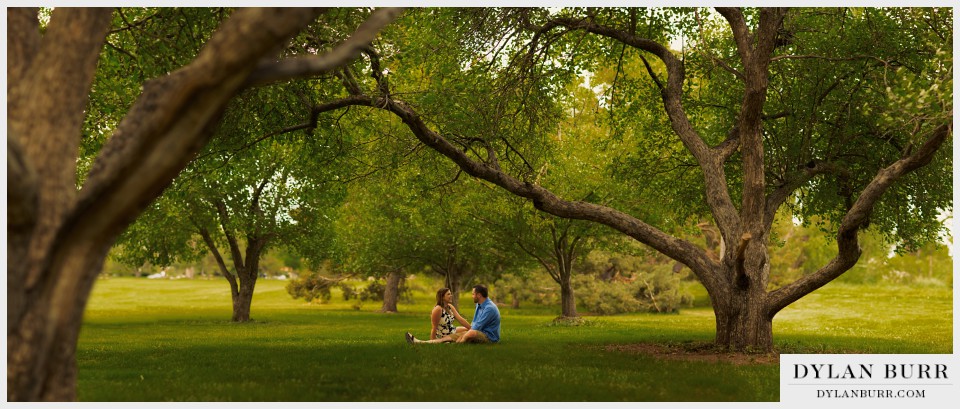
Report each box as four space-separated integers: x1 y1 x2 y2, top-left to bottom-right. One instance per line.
77 277 951 401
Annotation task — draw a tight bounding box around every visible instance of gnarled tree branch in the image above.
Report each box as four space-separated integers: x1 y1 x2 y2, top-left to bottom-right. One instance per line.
719 8 787 266
198 227 240 296
715 8 752 62
214 198 246 275
766 123 951 316
763 160 851 230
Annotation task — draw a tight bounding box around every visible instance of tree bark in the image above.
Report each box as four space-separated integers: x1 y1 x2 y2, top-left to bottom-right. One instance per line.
559 275 578 318
714 291 773 351
233 274 257 322
380 270 401 313
231 235 266 322
444 271 462 310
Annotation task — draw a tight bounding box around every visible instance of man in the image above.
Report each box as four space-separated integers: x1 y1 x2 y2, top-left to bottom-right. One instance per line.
457 284 500 344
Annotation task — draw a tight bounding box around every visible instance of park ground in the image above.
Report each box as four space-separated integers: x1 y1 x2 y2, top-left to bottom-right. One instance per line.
77 277 952 401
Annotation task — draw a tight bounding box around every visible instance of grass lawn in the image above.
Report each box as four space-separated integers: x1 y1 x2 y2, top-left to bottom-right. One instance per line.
76 277 952 401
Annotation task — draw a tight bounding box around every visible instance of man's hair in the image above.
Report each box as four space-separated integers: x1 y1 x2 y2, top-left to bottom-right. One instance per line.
473 284 488 299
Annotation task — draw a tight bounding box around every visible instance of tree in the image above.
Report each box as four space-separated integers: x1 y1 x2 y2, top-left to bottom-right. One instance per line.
472 75 635 319
303 7 951 351
334 155 508 310
516 215 596 318
117 85 348 322
7 7 401 401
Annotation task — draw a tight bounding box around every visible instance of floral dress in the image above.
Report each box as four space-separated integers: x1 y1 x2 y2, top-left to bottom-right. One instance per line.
435 308 456 338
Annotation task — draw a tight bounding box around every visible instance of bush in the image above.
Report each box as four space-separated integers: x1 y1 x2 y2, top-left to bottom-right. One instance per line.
338 283 357 301
572 275 642 315
340 278 413 303
632 264 695 313
360 281 386 301
494 271 558 308
286 272 340 303
574 264 693 314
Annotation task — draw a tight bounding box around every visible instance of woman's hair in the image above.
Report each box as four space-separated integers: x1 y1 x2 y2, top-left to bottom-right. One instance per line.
435 288 451 310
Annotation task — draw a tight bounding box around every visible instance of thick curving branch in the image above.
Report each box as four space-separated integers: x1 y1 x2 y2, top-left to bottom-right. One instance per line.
766 123 952 316
198 227 240 295
715 8 752 63
763 160 851 231
214 198 246 275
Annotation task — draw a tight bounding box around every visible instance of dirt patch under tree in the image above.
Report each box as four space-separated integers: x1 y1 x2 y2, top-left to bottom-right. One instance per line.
603 342 779 365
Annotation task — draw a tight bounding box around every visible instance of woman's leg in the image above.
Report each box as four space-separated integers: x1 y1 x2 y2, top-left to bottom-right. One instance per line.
414 335 452 344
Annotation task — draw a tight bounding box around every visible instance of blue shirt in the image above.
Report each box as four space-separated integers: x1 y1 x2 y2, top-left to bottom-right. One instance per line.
471 298 501 343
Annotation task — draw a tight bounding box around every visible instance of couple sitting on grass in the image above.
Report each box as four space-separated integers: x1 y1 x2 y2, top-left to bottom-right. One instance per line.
406 284 500 344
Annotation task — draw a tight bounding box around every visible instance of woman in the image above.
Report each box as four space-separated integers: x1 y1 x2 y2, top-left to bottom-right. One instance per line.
405 288 470 344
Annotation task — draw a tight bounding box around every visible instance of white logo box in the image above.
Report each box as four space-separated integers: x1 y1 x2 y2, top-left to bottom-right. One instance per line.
780 354 960 406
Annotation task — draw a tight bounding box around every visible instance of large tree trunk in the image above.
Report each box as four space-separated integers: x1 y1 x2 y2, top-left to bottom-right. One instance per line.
232 276 257 322
715 304 774 351
8 246 112 401
712 287 774 351
380 270 401 313
7 8 117 401
707 231 775 351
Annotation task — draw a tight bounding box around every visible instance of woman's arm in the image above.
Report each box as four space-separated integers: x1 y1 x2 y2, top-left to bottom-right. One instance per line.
448 304 471 329
429 306 441 340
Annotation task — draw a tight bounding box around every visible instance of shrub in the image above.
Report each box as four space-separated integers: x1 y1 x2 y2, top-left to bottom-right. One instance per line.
494 271 558 308
573 264 693 314
286 272 340 303
338 283 357 301
340 278 413 303
572 275 642 315
632 264 695 313
360 280 386 301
